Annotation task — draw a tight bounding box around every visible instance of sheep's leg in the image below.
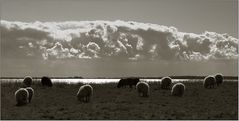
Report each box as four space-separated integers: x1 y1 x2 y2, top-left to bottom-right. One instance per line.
85 97 87 102
143 92 148 97
86 96 89 102
146 92 149 97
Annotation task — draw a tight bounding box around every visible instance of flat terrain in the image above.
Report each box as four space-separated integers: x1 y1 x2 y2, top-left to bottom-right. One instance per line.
1 80 238 120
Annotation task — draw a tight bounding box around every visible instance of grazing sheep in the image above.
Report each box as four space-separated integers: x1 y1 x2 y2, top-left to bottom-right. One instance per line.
171 83 185 97
136 81 150 97
215 73 223 86
25 87 34 103
15 88 29 106
203 76 216 89
117 78 140 88
41 76 53 87
77 84 93 103
23 76 33 87
161 77 172 89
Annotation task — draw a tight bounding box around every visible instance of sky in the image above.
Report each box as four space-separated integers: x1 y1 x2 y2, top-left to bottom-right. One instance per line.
0 0 238 77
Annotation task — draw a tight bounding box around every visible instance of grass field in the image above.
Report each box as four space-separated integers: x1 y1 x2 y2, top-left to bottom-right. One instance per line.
1 80 238 120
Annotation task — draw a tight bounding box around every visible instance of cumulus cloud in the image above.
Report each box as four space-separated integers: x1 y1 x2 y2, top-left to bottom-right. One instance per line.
1 20 238 61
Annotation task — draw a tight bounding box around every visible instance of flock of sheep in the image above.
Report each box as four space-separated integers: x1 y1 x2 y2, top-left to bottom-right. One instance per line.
14 73 223 106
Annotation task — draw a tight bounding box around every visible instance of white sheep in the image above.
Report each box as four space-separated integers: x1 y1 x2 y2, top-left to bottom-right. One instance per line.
25 87 34 103
77 84 93 103
161 76 172 89
23 76 33 87
214 73 223 86
203 75 216 89
15 88 29 106
171 83 185 97
136 81 150 97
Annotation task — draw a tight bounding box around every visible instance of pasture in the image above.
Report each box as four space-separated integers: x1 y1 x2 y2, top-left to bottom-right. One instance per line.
1 79 238 120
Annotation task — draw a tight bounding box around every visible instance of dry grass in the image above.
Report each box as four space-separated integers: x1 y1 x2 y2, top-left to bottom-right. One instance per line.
1 80 238 120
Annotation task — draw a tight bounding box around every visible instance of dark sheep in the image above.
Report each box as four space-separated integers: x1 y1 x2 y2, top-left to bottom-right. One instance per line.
203 75 216 89
161 76 172 89
117 78 140 88
77 84 93 103
136 81 150 97
215 73 223 86
15 88 29 106
41 76 53 87
23 76 33 87
171 83 185 97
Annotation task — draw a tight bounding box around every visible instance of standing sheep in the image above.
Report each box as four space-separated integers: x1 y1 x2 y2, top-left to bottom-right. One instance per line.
136 81 150 97
77 84 93 103
203 76 216 89
171 83 185 97
25 87 34 103
15 88 29 106
117 78 140 88
41 76 53 87
214 73 223 86
23 76 33 87
161 77 172 89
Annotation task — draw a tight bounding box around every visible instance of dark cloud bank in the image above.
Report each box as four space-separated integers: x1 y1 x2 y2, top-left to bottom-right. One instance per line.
1 20 238 61
1 20 238 77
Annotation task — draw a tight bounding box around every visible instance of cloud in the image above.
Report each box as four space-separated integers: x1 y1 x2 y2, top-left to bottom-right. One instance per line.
41 42 74 60
1 20 238 61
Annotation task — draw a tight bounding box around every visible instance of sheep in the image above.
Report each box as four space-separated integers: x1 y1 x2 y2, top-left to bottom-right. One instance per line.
214 73 223 86
15 88 29 106
23 76 33 87
203 75 216 89
77 84 93 103
117 78 140 88
171 83 185 97
25 87 34 103
41 76 53 87
161 76 172 89
136 81 150 97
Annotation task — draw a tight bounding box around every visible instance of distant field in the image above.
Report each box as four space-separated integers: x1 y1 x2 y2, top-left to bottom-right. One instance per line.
0 77 238 84
1 79 238 120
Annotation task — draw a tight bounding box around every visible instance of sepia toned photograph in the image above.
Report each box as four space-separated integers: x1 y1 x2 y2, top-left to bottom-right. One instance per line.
0 0 238 120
